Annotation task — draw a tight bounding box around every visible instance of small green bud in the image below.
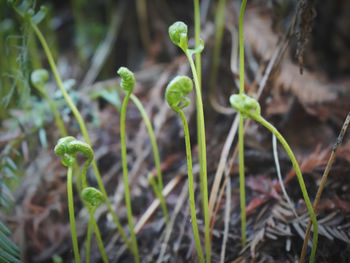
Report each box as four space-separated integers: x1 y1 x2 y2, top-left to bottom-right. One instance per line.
165 76 193 111
168 21 188 51
81 187 104 208
117 67 135 94
229 94 261 118
31 69 49 89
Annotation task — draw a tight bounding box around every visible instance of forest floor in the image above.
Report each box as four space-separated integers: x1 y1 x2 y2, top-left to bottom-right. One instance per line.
1 0 350 262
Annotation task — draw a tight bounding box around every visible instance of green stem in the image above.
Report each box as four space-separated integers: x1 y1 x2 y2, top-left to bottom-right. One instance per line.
86 212 93 263
237 0 248 248
178 109 205 263
130 94 168 224
67 165 80 263
120 93 140 263
92 214 109 263
31 23 129 249
194 0 201 88
238 114 246 246
239 0 248 95
186 52 211 262
254 115 318 263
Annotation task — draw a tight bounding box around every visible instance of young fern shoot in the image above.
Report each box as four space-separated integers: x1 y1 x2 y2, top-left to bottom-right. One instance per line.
229 94 318 263
82 187 108 263
169 21 211 262
31 69 68 137
54 136 81 263
8 1 129 248
55 137 109 263
165 76 205 263
117 67 140 263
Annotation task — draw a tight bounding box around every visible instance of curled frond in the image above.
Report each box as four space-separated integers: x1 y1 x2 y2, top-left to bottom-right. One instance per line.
67 140 94 165
229 94 261 119
165 76 193 111
168 21 188 51
31 69 49 89
54 136 94 167
117 67 135 94
54 136 76 157
81 187 104 208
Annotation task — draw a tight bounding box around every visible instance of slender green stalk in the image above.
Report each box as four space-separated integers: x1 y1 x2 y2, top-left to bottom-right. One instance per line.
67 165 81 263
120 92 140 263
237 0 248 247
192 4 209 259
92 215 109 263
168 21 210 261
239 0 248 95
230 93 318 262
194 0 201 87
86 214 93 263
130 94 168 224
178 110 205 263
256 115 318 263
186 53 211 262
30 23 129 248
193 3 210 263
166 76 205 263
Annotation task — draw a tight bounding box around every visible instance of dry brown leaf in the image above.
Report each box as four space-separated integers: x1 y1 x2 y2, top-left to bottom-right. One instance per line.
275 58 337 105
244 7 338 106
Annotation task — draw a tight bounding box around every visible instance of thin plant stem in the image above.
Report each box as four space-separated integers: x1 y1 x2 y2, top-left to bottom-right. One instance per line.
67 165 80 263
237 0 248 247
300 112 350 263
130 94 168 224
255 115 318 263
194 0 201 87
86 213 93 263
178 109 205 263
193 3 208 259
272 134 299 219
31 23 129 248
92 215 109 263
238 113 246 246
120 92 140 263
186 52 211 262
239 0 248 95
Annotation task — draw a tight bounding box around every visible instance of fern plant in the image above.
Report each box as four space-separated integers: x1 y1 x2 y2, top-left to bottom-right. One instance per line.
0 149 21 262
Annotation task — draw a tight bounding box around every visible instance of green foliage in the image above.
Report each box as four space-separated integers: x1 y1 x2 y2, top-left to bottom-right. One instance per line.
0 148 21 262
0 221 21 263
